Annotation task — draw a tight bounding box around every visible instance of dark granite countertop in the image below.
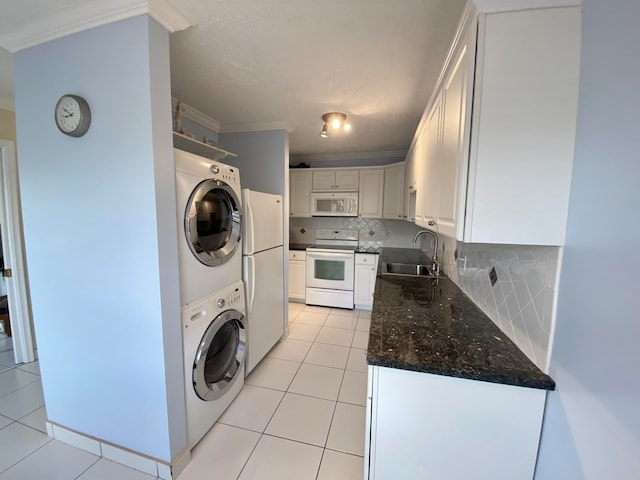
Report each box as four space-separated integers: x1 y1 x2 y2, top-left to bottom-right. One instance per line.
367 248 555 390
355 247 381 254
289 243 314 250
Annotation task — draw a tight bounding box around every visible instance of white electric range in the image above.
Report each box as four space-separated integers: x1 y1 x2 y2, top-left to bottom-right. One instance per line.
305 229 358 309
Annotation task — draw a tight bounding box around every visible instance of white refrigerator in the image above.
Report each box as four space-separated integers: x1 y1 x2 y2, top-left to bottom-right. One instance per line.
242 189 285 374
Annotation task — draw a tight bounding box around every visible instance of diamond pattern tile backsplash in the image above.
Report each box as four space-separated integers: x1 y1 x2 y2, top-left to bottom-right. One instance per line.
432 234 561 372
290 217 423 250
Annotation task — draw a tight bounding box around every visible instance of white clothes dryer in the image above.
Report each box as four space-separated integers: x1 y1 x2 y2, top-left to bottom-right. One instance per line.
175 148 242 306
182 280 246 448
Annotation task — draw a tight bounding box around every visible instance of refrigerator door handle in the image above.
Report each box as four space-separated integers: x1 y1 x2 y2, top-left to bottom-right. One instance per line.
245 193 254 253
247 255 256 312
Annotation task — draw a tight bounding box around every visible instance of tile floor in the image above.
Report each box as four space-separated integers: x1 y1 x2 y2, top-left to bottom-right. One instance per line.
0 303 370 479
0 334 17 374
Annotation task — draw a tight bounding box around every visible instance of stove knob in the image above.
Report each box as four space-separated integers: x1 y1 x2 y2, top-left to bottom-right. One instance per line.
216 298 226 309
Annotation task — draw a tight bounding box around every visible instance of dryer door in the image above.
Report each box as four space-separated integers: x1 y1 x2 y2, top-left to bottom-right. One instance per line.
185 179 241 267
192 309 246 401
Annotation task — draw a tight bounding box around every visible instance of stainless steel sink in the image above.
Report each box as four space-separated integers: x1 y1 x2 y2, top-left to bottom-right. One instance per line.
381 262 436 277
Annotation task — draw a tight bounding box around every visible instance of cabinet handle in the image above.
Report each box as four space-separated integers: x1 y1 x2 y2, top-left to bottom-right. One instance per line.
428 220 435 226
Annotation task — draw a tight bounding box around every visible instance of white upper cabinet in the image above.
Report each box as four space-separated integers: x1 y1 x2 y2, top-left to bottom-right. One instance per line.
359 169 385 218
382 163 405 220
417 93 443 230
312 169 359 191
289 170 312 217
412 4 581 245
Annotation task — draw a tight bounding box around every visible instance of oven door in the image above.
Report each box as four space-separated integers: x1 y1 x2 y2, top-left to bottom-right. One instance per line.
306 250 355 291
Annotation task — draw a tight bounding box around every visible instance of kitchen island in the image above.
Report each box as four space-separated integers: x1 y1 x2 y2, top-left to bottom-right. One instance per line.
365 247 554 480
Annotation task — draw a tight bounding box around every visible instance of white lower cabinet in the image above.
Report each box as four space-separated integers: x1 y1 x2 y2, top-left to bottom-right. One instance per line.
287 250 305 302
365 365 547 480
354 254 378 310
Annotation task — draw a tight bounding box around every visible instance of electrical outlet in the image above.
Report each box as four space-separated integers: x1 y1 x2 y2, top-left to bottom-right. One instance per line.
489 267 498 287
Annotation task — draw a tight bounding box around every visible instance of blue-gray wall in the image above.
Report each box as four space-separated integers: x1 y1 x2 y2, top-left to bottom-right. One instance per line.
219 129 288 196
535 1 640 477
14 16 185 462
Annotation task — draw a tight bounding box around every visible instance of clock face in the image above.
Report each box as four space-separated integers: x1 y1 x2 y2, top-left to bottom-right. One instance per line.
55 95 91 137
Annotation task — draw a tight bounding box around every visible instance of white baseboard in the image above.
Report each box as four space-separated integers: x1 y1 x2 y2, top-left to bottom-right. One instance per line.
46 422 191 479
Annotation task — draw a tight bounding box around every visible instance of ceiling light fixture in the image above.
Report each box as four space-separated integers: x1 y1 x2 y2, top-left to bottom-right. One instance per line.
320 112 351 137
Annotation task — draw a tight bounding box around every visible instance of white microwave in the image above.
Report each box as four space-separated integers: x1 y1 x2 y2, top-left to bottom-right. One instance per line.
311 191 358 217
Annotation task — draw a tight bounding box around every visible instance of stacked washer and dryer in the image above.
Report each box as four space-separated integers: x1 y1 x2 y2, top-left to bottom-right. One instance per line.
174 148 246 449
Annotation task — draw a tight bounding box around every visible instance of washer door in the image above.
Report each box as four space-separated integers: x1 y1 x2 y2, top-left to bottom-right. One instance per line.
192 310 246 401
185 179 241 267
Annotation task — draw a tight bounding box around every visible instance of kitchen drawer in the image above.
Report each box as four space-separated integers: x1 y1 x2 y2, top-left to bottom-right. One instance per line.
288 250 306 261
355 253 378 266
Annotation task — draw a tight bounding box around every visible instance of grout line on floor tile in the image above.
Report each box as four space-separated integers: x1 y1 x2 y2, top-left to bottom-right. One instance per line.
0 436 53 476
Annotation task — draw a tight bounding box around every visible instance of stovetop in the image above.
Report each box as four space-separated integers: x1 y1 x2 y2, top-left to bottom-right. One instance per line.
307 228 359 253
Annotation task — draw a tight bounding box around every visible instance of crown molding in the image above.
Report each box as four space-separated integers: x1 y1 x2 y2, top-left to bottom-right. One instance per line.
147 0 192 32
290 150 407 163
219 121 297 134
0 96 15 112
171 97 221 132
473 0 581 13
0 0 192 53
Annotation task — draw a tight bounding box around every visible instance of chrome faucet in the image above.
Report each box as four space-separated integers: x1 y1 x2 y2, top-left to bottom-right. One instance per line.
413 229 440 276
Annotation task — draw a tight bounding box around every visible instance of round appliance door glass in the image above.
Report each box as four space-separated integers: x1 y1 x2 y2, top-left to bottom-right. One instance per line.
186 179 241 266
193 310 246 401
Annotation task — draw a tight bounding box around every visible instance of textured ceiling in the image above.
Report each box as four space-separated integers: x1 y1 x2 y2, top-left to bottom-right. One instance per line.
0 0 467 158
170 0 466 158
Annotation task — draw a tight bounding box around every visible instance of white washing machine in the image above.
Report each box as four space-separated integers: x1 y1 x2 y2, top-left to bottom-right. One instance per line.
182 279 246 448
175 148 243 306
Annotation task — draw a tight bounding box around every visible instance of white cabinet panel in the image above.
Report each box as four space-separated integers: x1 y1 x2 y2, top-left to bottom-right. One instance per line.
288 250 306 302
367 365 546 480
382 163 405 220
436 41 471 239
354 254 378 310
464 7 580 245
312 169 359 191
359 169 384 218
289 170 312 217
409 6 579 245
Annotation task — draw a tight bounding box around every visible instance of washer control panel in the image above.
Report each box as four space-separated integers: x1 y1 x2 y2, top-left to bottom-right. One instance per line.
183 280 245 329
211 281 244 315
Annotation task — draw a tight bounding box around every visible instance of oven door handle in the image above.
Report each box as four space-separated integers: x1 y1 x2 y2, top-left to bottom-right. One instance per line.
307 251 354 261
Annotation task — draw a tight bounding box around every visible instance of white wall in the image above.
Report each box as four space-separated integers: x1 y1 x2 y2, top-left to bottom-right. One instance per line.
535 1 640 477
13 16 185 462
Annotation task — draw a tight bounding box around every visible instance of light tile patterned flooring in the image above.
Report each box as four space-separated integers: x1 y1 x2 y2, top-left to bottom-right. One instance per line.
0 303 370 479
0 334 17 374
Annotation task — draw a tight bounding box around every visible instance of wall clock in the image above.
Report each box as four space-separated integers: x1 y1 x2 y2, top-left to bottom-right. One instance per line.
54 94 91 137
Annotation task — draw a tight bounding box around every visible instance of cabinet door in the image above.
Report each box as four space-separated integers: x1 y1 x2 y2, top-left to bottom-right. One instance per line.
417 94 442 229
404 146 417 222
290 170 312 217
353 255 378 310
359 169 384 218
312 170 335 190
335 170 360 190
288 260 305 300
383 164 405 220
436 41 471 239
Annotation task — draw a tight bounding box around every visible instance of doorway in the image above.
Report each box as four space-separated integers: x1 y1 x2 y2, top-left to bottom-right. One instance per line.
0 139 35 369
